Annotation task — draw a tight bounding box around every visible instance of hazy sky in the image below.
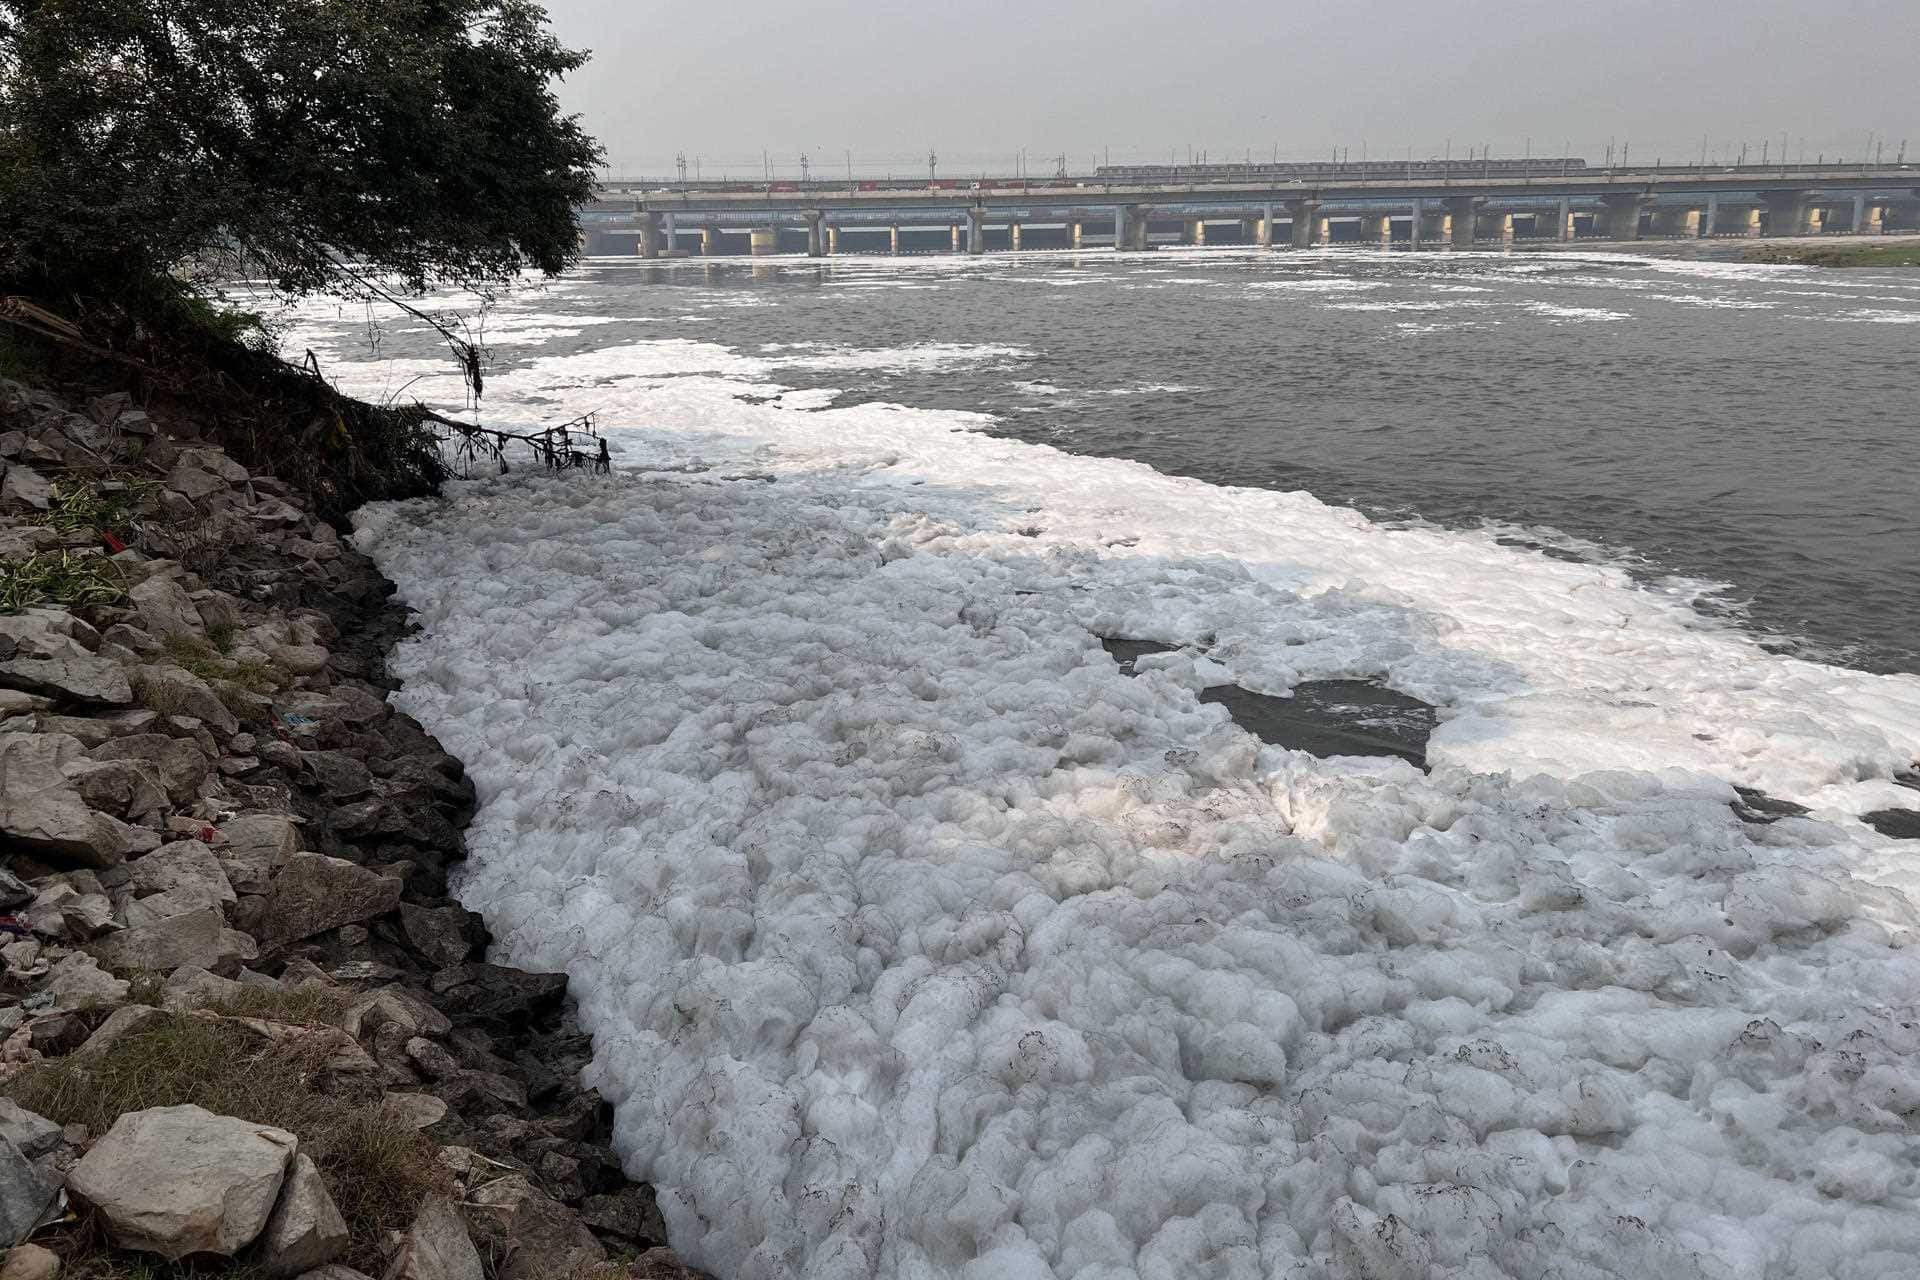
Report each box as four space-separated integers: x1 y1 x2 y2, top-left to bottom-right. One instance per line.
539 0 1919 178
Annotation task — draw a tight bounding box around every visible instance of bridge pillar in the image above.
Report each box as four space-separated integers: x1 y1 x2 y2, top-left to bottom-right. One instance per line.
1808 206 1828 234
1070 220 1084 249
1700 194 1719 238
1531 206 1567 240
701 226 722 255
663 213 678 253
1010 222 1022 251
1359 213 1391 246
967 208 986 254
1763 190 1813 237
1119 205 1151 251
826 226 840 255
750 226 780 256
804 212 825 258
1287 200 1321 248
1598 194 1646 241
1864 202 1886 235
951 224 961 253
1445 196 1480 247
1182 218 1205 246
1409 199 1424 247
1259 203 1274 247
890 225 901 255
636 211 662 259
1646 208 1689 237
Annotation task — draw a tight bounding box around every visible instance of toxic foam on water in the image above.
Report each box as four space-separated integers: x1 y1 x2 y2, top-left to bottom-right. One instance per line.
321 290 1920 1280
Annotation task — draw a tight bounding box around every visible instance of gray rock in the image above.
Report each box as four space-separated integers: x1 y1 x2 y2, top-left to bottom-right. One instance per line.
180 448 250 485
86 906 256 976
493 1190 605 1280
163 460 228 503
259 853 402 944
73 1004 167 1058
128 839 235 908
89 734 211 806
25 882 116 939
0 1100 62 1159
41 951 129 1007
160 965 248 1012
0 465 51 513
378 1093 448 1132
67 1104 298 1259
397 904 480 968
0 690 51 720
0 734 138 865
0 1241 59 1280
128 667 239 738
342 987 451 1041
0 632 131 705
579 1186 669 1247
0 868 31 910
0 1136 56 1248
384 1195 482 1280
61 757 169 821
128 576 205 640
215 814 300 895
296 1269 376 1280
259 1154 348 1277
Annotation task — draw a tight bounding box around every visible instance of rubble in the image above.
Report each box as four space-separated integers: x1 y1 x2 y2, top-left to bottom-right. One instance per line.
0 378 700 1278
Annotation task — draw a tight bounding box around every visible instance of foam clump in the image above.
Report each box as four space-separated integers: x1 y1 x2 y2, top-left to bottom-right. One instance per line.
360 435 1920 1278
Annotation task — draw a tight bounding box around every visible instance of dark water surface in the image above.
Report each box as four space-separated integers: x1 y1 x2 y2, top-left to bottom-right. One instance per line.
368 248 1920 674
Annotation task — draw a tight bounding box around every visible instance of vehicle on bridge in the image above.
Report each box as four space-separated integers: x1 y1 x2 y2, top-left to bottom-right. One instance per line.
1092 158 1590 183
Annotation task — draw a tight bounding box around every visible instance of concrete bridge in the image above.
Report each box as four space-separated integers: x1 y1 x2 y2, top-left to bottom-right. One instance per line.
580 166 1920 256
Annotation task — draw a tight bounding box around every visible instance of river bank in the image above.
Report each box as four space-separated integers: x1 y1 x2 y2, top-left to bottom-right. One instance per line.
0 374 707 1279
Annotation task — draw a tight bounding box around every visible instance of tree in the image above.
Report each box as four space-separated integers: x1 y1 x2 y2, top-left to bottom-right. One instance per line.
0 0 603 300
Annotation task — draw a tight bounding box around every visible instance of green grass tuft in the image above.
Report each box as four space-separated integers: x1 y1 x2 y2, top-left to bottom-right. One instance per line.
0 551 127 613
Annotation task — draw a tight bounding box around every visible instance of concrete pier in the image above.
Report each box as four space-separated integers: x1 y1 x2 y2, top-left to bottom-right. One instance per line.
804 213 825 258
1358 212 1391 246
637 211 662 259
825 226 840 255
890 225 901 255
1700 194 1719 238
1446 196 1480 248
1119 205 1151 251
1763 190 1813 237
950 224 961 252
967 208 985 254
750 226 779 256
1010 222 1023 251
1598 195 1646 240
1259 204 1275 247
701 226 721 255
1183 218 1206 246
1285 200 1318 248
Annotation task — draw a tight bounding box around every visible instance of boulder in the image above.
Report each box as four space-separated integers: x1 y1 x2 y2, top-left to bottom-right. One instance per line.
215 816 296 895
341 987 451 1042
378 1093 448 1132
160 965 247 1013
0 1137 56 1248
258 1154 348 1277
0 1101 61 1160
397 904 480 969
61 757 168 822
24 883 115 940
127 667 239 738
0 1242 59 1280
300 752 370 800
579 1186 670 1248
41 951 129 1007
73 1004 167 1058
0 734 141 865
478 1186 605 1280
66 1104 297 1259
259 854 401 944
87 907 256 976
88 734 212 806
35 711 151 749
128 577 205 640
0 869 30 910
0 624 131 705
162 460 228 503
0 466 50 514
128 839 235 908
383 1196 482 1280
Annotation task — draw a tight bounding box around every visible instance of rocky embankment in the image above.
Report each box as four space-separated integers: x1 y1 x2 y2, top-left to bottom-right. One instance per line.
0 378 702 1279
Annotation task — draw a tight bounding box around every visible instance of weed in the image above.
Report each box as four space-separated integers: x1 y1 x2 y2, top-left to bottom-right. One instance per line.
5 1014 447 1273
229 655 278 693
206 982 352 1027
159 632 230 683
0 551 127 613
206 621 238 653
35 477 161 536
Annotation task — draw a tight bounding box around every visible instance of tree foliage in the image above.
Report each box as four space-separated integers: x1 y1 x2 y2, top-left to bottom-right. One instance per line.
0 0 603 298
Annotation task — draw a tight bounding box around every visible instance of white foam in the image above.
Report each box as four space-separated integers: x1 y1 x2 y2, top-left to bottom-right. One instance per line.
335 298 1920 1279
